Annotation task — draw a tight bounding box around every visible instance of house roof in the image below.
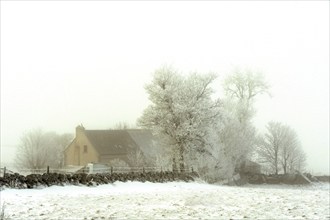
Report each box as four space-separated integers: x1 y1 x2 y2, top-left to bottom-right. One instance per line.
127 130 160 159
83 129 160 157
84 130 136 155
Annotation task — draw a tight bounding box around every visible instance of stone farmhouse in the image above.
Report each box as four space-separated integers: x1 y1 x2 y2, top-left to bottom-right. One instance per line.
64 125 164 167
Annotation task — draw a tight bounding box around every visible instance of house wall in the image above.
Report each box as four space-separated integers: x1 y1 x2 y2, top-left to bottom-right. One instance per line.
64 126 99 166
64 141 76 165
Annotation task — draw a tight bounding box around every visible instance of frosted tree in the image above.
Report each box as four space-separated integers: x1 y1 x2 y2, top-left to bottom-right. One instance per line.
218 113 257 177
280 127 299 174
257 122 306 174
281 131 306 173
257 122 285 175
127 149 149 167
287 147 306 173
223 68 270 123
15 129 49 170
112 121 135 130
155 153 172 171
15 129 73 170
138 66 221 172
220 68 269 176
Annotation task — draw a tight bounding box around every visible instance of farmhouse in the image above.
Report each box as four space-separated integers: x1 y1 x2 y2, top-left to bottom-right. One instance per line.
64 125 163 167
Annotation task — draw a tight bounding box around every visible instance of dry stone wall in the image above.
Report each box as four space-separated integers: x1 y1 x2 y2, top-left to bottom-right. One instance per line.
0 171 199 189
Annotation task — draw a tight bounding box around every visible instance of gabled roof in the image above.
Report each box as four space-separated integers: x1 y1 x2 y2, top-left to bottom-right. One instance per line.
83 128 166 156
84 130 137 155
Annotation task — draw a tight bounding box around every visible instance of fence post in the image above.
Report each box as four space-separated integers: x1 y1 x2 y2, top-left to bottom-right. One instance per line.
47 166 50 174
111 166 113 174
3 167 6 177
191 167 194 173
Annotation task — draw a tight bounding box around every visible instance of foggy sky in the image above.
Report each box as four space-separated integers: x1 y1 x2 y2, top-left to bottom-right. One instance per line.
1 1 329 174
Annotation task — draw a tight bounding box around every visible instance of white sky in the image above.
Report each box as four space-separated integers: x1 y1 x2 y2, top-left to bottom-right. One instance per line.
1 1 329 174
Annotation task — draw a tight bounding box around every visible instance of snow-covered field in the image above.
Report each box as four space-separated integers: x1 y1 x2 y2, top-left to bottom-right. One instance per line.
1 181 329 219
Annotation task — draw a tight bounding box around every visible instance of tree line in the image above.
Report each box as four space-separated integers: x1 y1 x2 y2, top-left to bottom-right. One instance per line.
138 66 306 182
14 66 306 182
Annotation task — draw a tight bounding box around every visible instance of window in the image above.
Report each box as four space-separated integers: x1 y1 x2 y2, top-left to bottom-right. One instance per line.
83 145 88 153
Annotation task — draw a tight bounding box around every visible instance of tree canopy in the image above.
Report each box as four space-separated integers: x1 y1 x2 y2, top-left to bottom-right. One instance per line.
138 66 221 172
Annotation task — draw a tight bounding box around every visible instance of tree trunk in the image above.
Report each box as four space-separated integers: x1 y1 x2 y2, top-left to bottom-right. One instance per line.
179 155 184 173
172 157 178 172
283 160 287 174
274 145 279 175
179 145 185 172
275 154 278 175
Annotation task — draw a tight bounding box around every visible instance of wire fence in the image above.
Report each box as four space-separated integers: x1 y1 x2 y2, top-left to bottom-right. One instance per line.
1 165 196 177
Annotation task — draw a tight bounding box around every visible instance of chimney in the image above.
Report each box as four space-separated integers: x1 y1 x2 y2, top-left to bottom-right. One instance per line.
76 124 85 137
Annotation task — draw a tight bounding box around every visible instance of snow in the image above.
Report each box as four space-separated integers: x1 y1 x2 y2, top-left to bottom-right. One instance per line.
1 181 329 219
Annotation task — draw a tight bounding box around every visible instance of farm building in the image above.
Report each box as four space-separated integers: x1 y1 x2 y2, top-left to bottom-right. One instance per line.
64 125 165 167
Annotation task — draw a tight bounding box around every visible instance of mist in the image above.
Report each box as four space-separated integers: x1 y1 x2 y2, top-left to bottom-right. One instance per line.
1 1 329 174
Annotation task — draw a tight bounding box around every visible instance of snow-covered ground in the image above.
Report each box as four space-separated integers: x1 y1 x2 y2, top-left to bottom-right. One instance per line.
1 181 329 219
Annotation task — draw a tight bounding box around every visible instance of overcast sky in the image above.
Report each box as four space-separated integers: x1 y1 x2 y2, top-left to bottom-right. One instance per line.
1 1 329 174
